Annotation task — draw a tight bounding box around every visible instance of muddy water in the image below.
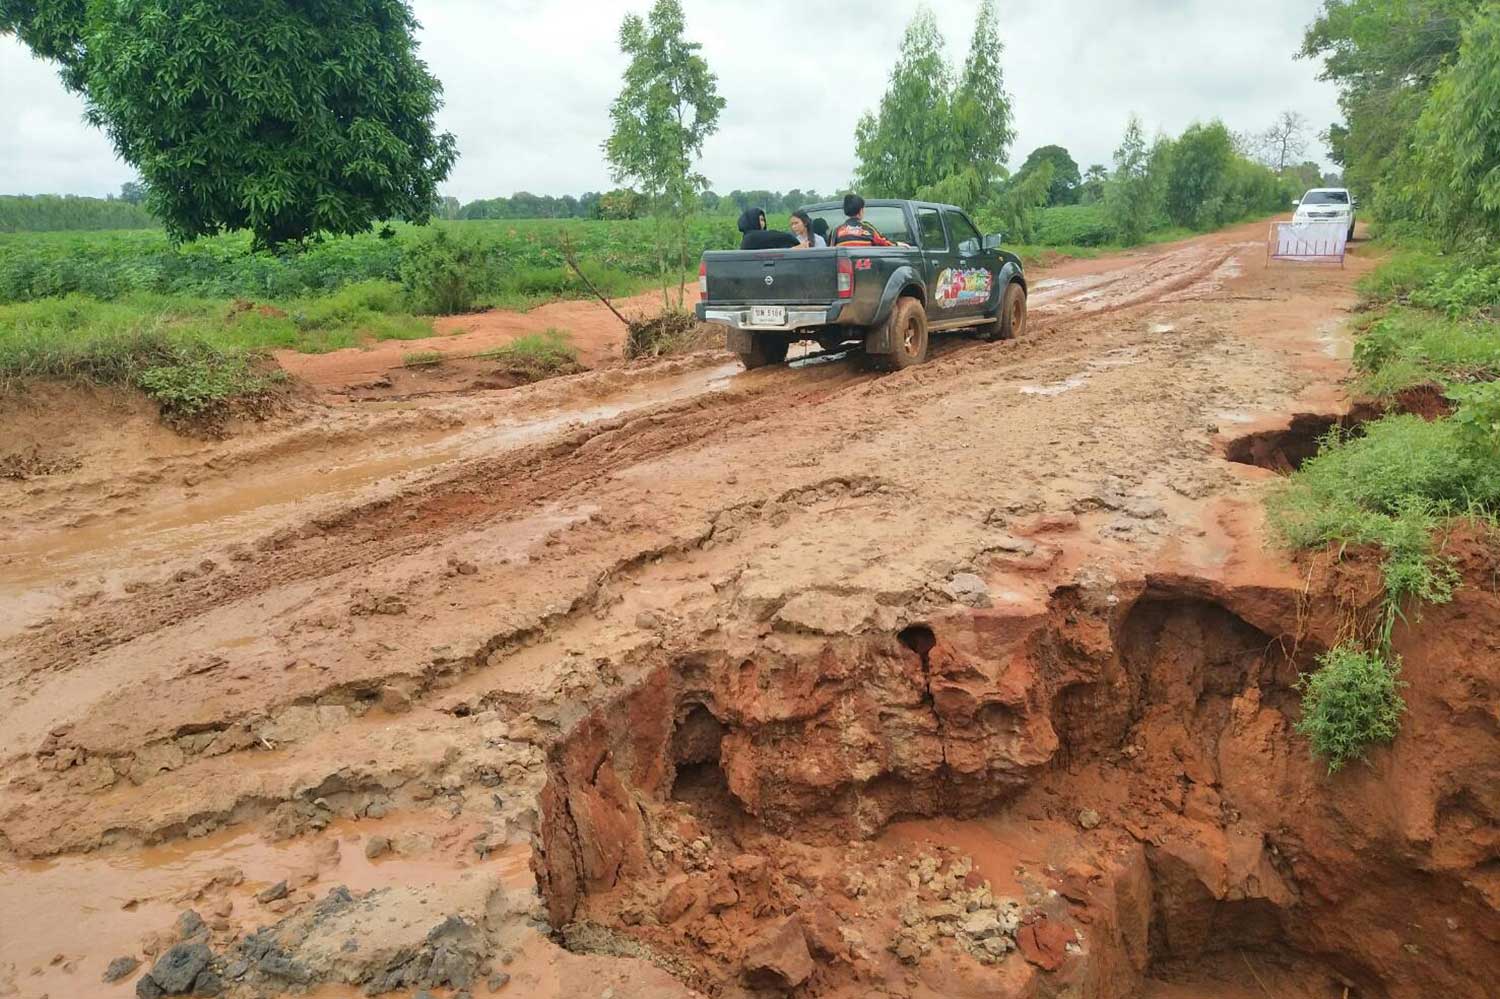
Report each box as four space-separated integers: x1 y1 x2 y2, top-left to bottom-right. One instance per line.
0 813 531 999
0 361 742 636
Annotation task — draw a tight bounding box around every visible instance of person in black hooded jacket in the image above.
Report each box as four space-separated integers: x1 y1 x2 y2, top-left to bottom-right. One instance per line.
737 207 799 250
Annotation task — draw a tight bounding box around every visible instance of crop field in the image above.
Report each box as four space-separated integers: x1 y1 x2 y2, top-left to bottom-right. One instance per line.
0 217 747 304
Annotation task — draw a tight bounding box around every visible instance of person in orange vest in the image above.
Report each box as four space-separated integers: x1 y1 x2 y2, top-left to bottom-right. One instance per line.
831 193 894 247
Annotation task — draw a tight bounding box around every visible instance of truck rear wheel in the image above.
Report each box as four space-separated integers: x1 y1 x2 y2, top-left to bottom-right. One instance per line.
995 281 1027 341
869 297 928 371
737 333 790 370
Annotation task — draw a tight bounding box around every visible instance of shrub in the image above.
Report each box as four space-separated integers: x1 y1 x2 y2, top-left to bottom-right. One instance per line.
399 229 499 315
1451 381 1500 458
1295 643 1406 773
136 352 269 423
1033 205 1117 247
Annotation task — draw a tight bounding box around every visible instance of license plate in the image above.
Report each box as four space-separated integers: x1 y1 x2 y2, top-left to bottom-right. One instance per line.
751 305 787 326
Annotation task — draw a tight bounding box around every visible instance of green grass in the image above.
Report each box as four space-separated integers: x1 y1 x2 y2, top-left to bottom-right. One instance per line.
480 328 582 381
1353 307 1500 397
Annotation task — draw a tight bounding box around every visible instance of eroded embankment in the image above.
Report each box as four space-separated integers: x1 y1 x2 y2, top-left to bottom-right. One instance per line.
533 544 1500 998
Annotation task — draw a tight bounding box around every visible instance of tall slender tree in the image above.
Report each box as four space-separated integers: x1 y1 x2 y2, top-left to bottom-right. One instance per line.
854 8 954 198
951 0 1015 190
1105 115 1161 245
604 0 724 309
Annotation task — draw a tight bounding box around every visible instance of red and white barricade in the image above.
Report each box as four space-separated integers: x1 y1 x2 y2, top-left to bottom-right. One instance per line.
1267 221 1348 267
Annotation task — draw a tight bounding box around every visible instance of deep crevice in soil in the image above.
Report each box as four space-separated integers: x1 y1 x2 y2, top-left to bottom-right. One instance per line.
531 566 1500 998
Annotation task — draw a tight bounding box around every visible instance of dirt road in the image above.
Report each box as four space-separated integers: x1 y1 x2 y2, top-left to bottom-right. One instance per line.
3 220 1496 999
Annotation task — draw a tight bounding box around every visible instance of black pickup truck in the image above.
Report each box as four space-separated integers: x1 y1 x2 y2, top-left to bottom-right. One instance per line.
694 199 1026 370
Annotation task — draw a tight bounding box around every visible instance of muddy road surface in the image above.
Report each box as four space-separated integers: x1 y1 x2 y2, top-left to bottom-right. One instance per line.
2 219 1496 999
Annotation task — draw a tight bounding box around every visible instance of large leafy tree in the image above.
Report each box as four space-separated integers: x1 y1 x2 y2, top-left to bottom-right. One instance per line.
1163 121 1235 228
857 2 1013 203
604 0 724 308
2 0 457 249
1016 145 1081 205
1300 0 1472 203
854 8 954 198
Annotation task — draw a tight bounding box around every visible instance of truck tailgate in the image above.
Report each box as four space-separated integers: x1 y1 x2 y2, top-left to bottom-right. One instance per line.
705 248 839 303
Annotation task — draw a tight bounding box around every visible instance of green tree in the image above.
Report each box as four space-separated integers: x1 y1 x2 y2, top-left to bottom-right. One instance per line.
604 0 724 309
1408 7 1500 240
3 0 457 249
1300 0 1472 206
991 161 1053 243
950 0 1014 191
118 179 147 205
1080 164 1108 204
1016 144 1081 205
1164 120 1235 228
854 8 954 197
1104 115 1162 245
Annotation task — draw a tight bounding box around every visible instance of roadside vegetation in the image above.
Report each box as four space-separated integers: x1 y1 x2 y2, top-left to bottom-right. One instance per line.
1269 0 1500 773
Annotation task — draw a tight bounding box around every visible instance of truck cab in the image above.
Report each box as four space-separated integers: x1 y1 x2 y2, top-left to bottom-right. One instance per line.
695 199 1027 371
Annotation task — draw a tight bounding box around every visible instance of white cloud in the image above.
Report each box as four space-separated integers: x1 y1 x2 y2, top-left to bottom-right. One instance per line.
0 0 1341 201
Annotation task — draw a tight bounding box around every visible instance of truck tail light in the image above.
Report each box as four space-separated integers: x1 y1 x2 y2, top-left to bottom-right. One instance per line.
698 260 708 301
836 256 854 299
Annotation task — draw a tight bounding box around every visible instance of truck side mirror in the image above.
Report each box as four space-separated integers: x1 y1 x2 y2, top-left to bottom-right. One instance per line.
1292 199 1301 207
959 238 980 257
982 234 1004 251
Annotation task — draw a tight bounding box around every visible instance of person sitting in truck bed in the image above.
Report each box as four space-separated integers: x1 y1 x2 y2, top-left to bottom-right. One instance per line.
831 194 894 247
737 207 800 250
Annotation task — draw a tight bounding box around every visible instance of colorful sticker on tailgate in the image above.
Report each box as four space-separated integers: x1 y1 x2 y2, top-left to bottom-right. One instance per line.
935 268 994 309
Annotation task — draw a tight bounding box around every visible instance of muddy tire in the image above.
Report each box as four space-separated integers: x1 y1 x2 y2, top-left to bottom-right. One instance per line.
869 298 928 371
737 333 790 370
995 281 1027 341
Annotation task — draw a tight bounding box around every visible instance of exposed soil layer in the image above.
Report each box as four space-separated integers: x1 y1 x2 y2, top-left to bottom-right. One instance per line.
534 548 1500 998
4 220 1497 999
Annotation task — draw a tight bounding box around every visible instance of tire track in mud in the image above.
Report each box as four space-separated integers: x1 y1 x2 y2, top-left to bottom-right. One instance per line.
2 368 880 677
3 238 1251 683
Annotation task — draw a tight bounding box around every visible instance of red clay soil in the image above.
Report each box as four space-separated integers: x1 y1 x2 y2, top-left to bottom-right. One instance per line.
3 220 1497 999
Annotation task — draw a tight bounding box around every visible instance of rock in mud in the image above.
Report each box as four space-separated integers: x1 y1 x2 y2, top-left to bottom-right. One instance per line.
377 685 413 714
742 917 814 989
772 590 879 635
138 943 213 995
257 880 289 903
1077 808 1101 830
364 835 392 859
1016 915 1073 972
103 955 140 982
658 880 697 924
942 573 992 608
176 910 205 940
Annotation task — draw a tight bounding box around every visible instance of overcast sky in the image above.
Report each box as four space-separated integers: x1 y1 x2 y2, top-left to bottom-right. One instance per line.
0 0 1340 201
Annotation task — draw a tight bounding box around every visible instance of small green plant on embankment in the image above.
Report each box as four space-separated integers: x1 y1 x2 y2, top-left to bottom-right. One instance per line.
1268 247 1500 773
1294 644 1407 774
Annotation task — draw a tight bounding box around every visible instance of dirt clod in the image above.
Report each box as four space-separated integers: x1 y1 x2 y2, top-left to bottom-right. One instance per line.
742 916 814 989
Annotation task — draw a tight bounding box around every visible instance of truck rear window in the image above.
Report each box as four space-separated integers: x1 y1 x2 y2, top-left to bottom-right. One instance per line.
806 206 913 245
